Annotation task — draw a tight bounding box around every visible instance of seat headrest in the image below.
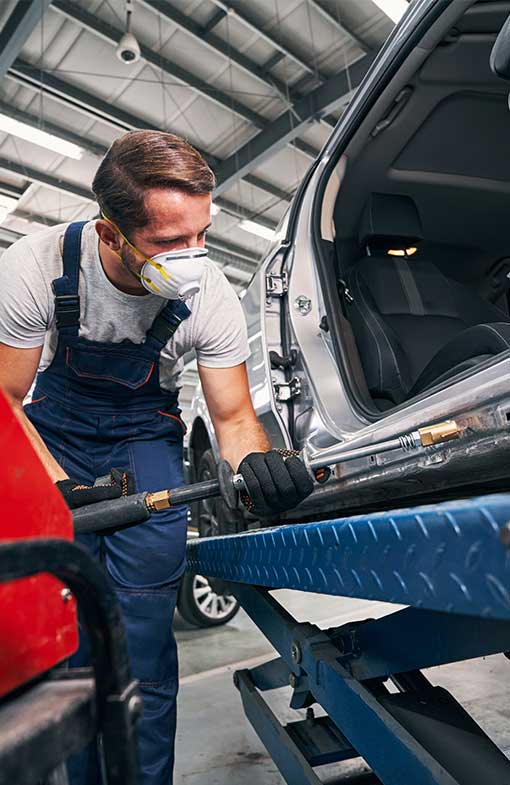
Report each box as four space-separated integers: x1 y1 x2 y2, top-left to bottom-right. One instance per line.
359 193 423 253
490 13 510 80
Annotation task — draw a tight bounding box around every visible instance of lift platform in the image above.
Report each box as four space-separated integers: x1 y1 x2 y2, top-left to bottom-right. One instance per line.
186 493 510 785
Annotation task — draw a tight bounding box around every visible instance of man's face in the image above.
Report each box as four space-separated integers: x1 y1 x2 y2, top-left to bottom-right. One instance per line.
118 188 212 278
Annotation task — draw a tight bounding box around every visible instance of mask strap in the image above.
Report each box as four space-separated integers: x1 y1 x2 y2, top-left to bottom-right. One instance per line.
101 212 170 286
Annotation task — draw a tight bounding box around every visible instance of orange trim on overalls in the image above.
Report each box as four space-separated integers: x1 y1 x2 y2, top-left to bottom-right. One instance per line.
25 395 47 405
66 347 155 390
157 410 187 433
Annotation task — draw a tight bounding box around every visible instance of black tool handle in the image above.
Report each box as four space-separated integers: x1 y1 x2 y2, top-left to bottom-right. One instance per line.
169 479 220 506
73 492 151 534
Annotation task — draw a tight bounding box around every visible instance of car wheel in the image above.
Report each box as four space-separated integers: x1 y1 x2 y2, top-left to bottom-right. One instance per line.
177 572 239 627
178 448 242 627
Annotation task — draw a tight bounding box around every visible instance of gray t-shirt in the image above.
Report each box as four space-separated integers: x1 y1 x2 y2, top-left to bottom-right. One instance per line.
0 221 249 391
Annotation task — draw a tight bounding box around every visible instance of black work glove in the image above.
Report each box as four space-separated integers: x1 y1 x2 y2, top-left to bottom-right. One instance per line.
56 468 136 510
238 450 314 517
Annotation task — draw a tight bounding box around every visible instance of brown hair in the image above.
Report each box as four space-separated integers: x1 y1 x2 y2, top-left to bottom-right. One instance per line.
92 130 216 235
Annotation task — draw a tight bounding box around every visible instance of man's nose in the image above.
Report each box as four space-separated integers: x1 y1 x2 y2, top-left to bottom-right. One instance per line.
188 236 206 248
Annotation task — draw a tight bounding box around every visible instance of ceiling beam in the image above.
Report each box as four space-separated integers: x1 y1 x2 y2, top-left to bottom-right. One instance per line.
214 196 277 230
214 54 373 195
262 52 285 72
0 180 26 199
203 8 226 33
136 0 283 99
0 0 368 206
51 1 321 163
0 226 23 245
0 0 52 80
52 0 264 130
245 176 291 203
138 0 347 119
199 2 370 113
0 95 291 209
142 0 337 155
0 156 95 202
307 0 370 54
206 235 261 264
7 62 295 206
12 207 57 226
10 60 157 133
207 0 317 78
121 2 371 170
205 247 258 281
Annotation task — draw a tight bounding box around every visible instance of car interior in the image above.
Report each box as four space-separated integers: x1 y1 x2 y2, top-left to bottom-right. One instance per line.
322 0 510 412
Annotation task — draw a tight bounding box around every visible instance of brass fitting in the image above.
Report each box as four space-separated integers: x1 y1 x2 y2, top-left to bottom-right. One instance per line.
145 490 171 512
418 420 460 447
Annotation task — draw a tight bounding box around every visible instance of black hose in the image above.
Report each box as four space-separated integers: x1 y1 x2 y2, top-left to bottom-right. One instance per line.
73 493 151 534
73 479 222 534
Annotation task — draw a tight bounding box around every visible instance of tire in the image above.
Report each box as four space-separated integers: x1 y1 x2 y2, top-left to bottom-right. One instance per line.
178 448 242 627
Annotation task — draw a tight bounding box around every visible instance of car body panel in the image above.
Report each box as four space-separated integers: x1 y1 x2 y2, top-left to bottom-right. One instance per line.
190 0 510 520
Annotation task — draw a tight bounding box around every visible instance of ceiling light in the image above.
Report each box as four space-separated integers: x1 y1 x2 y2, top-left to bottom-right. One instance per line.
0 194 19 224
0 113 83 159
372 0 409 23
239 219 275 241
211 203 221 216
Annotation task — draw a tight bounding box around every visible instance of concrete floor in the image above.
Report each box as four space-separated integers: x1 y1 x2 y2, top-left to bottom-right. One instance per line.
173 591 510 784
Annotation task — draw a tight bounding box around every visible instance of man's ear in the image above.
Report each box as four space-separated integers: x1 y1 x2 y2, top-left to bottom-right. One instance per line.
95 218 122 252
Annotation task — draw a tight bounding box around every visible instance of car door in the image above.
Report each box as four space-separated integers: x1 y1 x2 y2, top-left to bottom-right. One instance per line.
243 230 295 451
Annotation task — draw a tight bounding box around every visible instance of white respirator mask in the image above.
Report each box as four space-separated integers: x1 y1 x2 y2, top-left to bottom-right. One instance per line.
138 246 208 300
103 213 208 301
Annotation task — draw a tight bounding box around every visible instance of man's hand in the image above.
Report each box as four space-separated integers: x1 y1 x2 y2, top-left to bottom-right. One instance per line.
56 468 136 510
238 450 313 517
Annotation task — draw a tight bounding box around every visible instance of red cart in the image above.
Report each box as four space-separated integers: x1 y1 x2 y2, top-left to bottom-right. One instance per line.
0 391 141 785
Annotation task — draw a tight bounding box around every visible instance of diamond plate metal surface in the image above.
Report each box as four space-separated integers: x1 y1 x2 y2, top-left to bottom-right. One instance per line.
186 494 510 619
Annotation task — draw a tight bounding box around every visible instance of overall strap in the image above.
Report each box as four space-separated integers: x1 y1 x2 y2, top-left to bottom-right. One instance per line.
146 299 191 349
51 221 88 335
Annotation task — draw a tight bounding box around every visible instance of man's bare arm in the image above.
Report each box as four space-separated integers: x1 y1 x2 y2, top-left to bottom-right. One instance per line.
0 343 68 481
198 362 270 470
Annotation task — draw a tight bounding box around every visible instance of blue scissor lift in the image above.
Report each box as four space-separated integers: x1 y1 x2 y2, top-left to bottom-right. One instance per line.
187 493 510 785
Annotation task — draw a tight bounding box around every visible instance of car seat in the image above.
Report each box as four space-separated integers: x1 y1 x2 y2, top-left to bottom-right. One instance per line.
346 193 510 408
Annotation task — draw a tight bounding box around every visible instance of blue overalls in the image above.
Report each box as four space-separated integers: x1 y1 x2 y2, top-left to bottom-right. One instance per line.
25 221 191 785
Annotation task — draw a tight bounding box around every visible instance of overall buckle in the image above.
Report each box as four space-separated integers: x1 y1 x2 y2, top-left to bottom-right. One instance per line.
53 289 81 329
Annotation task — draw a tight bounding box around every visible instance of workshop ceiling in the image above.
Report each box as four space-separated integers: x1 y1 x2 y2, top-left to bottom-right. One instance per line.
0 0 396 291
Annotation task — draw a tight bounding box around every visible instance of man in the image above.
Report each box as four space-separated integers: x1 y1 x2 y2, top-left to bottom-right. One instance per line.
0 130 313 784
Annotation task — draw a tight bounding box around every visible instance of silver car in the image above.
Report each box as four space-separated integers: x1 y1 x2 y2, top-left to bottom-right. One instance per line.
180 0 510 624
